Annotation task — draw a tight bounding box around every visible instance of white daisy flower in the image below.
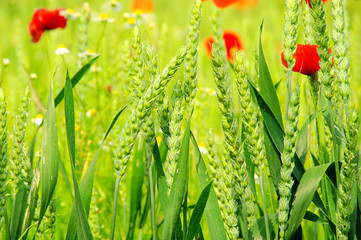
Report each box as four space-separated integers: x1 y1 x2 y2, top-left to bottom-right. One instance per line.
55 44 70 55
95 12 115 23
108 0 122 12
32 113 44 126
78 49 98 59
60 8 80 20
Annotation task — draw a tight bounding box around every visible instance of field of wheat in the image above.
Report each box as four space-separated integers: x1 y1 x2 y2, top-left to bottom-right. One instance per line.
1 0 361 239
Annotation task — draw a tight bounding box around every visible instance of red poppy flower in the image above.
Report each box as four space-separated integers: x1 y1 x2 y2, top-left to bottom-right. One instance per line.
204 30 244 62
281 44 323 75
304 0 329 8
29 8 67 43
132 0 154 13
235 0 259 9
201 0 239 8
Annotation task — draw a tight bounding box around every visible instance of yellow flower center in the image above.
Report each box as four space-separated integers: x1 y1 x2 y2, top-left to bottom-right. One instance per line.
35 113 44 119
133 8 143 15
127 17 136 25
58 44 66 49
100 12 109 21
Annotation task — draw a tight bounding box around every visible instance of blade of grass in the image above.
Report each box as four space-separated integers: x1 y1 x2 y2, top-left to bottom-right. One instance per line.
258 20 283 128
28 126 40 167
185 182 212 240
38 76 60 228
161 120 191 239
296 111 322 164
126 140 145 240
20 166 40 240
9 183 27 240
64 71 93 240
250 213 278 239
286 162 333 239
152 139 169 213
54 56 99 107
191 132 227 240
66 104 127 239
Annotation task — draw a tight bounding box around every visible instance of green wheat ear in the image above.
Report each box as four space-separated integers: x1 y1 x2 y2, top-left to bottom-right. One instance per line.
332 0 350 104
184 0 202 117
0 88 8 229
211 42 240 239
131 26 146 102
283 0 301 69
165 80 185 193
278 84 300 240
311 0 334 100
10 87 31 191
336 109 358 239
114 45 188 180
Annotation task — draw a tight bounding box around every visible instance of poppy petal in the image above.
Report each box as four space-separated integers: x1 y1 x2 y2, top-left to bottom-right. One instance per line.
132 0 154 13
29 8 67 43
213 0 239 8
281 44 323 75
204 30 244 62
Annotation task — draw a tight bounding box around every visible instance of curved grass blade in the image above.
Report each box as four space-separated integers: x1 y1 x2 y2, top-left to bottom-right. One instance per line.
286 162 333 239
296 111 322 165
64 71 93 240
38 77 59 228
185 182 212 240
28 126 40 167
153 139 169 213
258 20 283 128
191 132 227 240
10 183 27 240
67 104 127 240
54 56 99 107
304 211 328 224
161 120 191 240
250 213 278 239
21 166 40 239
126 140 145 239
318 92 346 146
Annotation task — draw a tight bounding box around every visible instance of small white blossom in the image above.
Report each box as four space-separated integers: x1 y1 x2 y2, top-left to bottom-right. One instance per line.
32 113 44 126
86 109 97 118
60 8 80 20
78 49 98 59
107 0 122 12
2 58 10 66
55 44 70 55
30 73 38 80
94 12 115 23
